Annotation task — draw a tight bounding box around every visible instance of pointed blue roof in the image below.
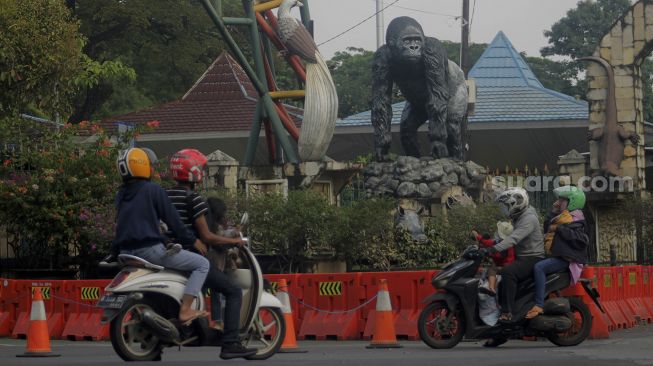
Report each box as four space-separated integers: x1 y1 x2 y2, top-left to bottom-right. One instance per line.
337 31 588 126
468 31 543 88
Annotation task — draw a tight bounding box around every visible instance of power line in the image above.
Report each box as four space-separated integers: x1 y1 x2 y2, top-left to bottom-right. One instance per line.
317 0 401 46
366 0 460 19
394 4 459 19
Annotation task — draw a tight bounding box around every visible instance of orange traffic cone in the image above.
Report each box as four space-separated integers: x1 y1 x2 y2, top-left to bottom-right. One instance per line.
276 279 306 353
16 288 60 357
366 279 402 348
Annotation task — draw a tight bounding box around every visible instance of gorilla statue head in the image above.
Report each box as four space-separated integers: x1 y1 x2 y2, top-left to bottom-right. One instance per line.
386 16 425 63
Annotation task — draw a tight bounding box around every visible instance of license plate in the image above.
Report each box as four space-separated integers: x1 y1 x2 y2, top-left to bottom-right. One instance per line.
97 294 127 309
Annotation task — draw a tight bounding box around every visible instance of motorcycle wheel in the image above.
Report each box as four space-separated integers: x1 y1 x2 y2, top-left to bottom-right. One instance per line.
547 297 592 347
110 300 162 361
418 300 465 349
243 306 286 360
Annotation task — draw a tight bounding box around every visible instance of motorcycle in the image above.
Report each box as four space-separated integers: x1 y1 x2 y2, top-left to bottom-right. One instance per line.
418 246 602 349
98 214 286 361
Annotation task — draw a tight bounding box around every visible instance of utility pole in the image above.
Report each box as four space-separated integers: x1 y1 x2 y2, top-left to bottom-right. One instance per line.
461 0 470 77
376 0 385 49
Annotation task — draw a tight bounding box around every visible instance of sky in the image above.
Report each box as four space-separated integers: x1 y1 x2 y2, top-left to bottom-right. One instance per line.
302 0 590 59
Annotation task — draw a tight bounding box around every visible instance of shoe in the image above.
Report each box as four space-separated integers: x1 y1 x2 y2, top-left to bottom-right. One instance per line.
220 342 258 360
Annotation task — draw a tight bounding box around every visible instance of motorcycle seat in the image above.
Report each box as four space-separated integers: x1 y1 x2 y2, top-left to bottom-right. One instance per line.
517 270 567 292
118 254 165 271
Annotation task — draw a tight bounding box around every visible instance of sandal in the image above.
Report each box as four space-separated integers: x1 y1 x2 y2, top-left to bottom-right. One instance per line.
525 306 544 319
483 337 507 348
498 313 513 323
179 310 209 326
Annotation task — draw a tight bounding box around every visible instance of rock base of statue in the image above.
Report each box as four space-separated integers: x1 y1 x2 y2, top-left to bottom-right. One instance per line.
363 156 487 200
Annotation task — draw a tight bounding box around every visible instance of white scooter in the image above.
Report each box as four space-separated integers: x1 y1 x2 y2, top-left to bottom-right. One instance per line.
98 214 286 361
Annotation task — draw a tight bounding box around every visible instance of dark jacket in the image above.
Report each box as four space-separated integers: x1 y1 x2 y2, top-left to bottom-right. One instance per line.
113 179 196 250
550 220 589 264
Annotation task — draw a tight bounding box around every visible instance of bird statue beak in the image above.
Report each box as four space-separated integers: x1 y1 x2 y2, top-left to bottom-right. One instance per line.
296 0 304 7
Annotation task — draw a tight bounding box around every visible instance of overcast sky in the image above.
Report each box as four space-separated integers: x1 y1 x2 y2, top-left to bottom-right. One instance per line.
302 0 592 59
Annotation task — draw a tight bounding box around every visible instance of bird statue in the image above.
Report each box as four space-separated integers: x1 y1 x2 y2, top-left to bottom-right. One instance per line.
276 0 338 162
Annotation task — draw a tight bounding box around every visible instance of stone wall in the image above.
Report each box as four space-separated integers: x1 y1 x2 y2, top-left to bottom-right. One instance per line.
587 0 652 191
363 156 487 199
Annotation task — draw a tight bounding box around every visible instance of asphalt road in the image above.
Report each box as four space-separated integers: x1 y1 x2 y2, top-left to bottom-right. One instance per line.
1 326 652 366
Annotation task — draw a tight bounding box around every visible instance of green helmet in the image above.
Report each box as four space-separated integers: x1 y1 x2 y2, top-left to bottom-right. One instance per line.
553 185 586 211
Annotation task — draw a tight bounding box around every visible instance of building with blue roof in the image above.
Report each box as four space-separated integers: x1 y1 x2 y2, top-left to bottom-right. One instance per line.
329 31 590 171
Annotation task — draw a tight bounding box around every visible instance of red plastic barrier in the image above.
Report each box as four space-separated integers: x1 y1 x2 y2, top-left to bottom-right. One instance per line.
642 266 653 318
61 280 111 340
263 274 301 335
615 267 640 327
0 279 18 336
297 273 364 340
11 280 65 339
560 267 609 339
360 270 435 340
597 267 629 330
623 266 653 324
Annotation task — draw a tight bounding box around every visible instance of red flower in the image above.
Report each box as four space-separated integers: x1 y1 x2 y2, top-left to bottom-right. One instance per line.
98 149 109 157
2 159 10 167
146 120 160 128
79 120 89 128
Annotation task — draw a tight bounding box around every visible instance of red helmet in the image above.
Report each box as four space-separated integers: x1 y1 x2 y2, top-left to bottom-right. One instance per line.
170 149 208 183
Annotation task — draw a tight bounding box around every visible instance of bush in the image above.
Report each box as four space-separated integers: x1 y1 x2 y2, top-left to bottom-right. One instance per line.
216 186 504 272
0 117 150 275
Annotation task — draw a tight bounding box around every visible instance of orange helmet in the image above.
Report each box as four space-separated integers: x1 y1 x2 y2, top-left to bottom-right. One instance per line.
170 148 208 183
116 147 157 180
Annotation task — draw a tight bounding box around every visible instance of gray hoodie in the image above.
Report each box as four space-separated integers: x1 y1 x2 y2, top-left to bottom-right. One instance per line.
493 206 545 258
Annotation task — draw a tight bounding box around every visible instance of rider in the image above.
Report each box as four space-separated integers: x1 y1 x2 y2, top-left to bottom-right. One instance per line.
112 147 210 324
526 185 589 319
166 148 256 360
479 187 545 325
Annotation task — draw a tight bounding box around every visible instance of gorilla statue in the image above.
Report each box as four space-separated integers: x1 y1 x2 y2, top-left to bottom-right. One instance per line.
372 16 468 161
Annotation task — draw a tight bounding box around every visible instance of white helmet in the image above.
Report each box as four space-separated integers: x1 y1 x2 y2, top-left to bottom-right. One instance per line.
496 187 529 218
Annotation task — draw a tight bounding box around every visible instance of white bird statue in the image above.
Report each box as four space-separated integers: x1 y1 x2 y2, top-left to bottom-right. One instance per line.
276 0 338 161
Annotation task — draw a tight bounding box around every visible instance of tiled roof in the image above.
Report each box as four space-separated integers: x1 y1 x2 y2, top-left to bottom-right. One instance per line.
338 31 588 126
105 51 301 134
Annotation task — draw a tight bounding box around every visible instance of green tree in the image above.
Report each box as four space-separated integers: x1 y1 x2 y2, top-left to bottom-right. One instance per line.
440 41 488 70
524 56 583 97
541 0 632 59
68 0 247 122
327 47 375 118
541 0 653 120
0 0 85 117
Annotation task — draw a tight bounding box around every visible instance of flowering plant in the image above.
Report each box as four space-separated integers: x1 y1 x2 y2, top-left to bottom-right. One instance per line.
0 117 156 275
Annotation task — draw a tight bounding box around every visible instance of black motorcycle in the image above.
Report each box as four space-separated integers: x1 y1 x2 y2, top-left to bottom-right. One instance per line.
418 246 601 349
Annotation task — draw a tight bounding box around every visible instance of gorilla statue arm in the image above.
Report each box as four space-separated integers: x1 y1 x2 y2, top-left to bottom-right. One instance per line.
423 37 450 131
371 45 394 162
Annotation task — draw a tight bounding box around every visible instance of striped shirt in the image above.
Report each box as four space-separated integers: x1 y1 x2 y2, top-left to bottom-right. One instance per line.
165 186 208 243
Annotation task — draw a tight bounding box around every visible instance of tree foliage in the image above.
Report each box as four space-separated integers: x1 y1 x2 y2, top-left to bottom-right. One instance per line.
0 0 85 117
541 0 653 121
68 0 247 122
541 0 632 59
